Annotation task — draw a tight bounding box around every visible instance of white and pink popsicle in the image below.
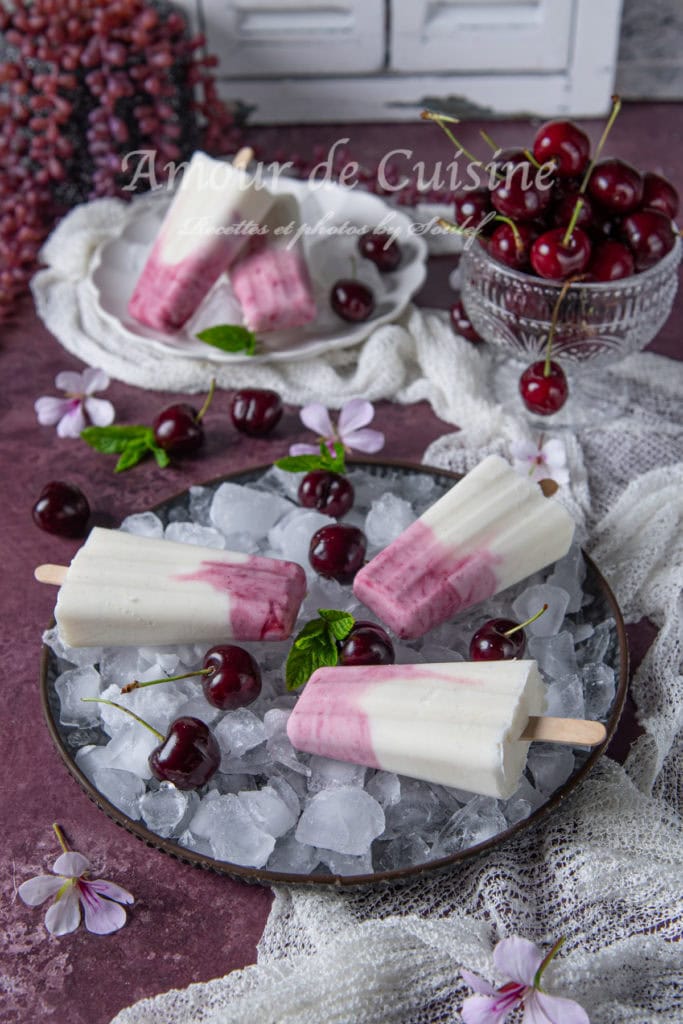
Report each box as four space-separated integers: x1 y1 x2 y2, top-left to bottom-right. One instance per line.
353 455 575 639
128 150 273 332
287 660 546 799
43 527 306 647
229 194 317 333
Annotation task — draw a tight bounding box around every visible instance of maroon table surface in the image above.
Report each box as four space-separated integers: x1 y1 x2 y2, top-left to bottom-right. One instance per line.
3 104 681 1024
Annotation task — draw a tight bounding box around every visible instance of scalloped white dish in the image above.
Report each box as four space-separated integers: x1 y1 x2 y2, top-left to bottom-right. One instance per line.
88 176 428 365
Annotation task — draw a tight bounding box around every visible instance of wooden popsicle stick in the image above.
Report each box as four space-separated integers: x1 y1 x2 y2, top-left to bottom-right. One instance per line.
521 716 607 747
35 564 67 585
232 147 254 170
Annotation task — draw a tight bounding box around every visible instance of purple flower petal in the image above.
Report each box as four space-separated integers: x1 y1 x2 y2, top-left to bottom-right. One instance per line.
79 882 128 934
84 397 115 427
45 886 81 936
338 398 375 435
55 370 86 394
343 427 385 454
461 969 497 996
494 937 544 987
53 851 90 877
81 367 110 395
18 875 65 906
56 403 86 439
288 443 320 457
299 403 333 437
525 991 590 1024
461 994 511 1024
35 396 72 426
88 879 134 905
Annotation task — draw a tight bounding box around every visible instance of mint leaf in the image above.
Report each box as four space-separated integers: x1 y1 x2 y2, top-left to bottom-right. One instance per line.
327 442 346 473
152 446 171 469
275 440 347 475
285 630 338 692
196 324 256 355
81 425 152 454
292 618 327 649
114 441 150 472
318 608 355 641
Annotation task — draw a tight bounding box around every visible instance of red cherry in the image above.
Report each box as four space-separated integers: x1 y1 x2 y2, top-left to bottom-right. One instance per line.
453 188 492 230
588 159 643 214
620 209 677 271
530 227 592 279
298 470 354 518
230 388 283 437
358 230 401 272
330 280 375 322
32 481 90 537
642 171 679 219
532 120 590 178
449 300 482 343
338 620 395 666
491 162 553 222
309 524 366 582
148 717 220 790
551 191 594 231
470 618 525 661
153 403 203 454
519 360 569 415
586 240 635 282
202 645 261 710
488 221 537 271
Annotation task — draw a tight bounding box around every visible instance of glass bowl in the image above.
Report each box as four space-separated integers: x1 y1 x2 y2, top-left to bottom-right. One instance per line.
460 236 681 370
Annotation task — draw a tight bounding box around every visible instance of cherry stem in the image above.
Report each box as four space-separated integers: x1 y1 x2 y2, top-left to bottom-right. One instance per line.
493 214 524 252
437 217 476 239
544 275 580 376
479 128 499 151
534 936 566 991
81 697 164 741
121 667 212 694
579 94 622 194
503 603 548 636
53 823 69 853
421 110 494 176
523 147 543 170
561 197 584 248
195 378 216 423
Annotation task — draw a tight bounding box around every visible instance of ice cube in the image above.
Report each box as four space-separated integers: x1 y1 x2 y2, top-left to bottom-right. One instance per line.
219 532 260 555
317 849 374 876
120 512 164 538
528 631 577 680
42 626 102 669
164 521 225 549
55 666 102 725
175 695 220 726
528 743 576 794
137 646 180 674
90 765 145 819
105 723 158 778
295 787 384 855
366 771 401 809
418 643 464 663
215 709 267 758
177 829 213 858
210 483 291 540
547 542 585 613
384 779 443 837
375 833 430 871
238 786 298 838
267 836 319 874
544 673 585 720
99 647 147 689
188 486 213 525
576 619 614 667
433 796 507 855
307 756 367 793
582 663 616 719
267 774 301 819
198 793 275 867
253 465 304 502
365 493 415 549
269 508 334 566
265 709 310 776
75 744 112 781
140 785 198 837
512 584 569 638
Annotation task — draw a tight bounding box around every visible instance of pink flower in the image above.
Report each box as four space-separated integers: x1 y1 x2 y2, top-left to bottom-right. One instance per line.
18 825 133 936
461 936 589 1024
510 436 569 486
289 399 384 458
35 368 115 439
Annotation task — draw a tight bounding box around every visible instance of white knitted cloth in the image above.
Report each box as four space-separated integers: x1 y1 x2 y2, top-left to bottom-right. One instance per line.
32 197 683 1024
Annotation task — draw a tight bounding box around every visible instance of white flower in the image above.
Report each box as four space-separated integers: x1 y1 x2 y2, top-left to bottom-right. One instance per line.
35 368 115 439
289 399 385 457
510 436 569 486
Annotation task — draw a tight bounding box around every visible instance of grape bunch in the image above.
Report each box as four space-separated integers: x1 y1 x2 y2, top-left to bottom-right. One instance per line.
0 0 241 320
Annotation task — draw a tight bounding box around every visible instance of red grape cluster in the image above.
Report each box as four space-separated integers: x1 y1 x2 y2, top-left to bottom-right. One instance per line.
0 0 240 320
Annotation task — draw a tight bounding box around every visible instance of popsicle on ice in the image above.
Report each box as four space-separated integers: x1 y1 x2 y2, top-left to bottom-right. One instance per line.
229 193 317 333
353 455 575 639
287 660 605 799
128 149 273 332
36 527 306 648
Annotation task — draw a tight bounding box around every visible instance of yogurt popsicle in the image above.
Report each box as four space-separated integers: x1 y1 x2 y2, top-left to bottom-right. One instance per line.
287 660 546 798
44 527 306 647
128 150 273 332
229 194 317 333
353 455 575 639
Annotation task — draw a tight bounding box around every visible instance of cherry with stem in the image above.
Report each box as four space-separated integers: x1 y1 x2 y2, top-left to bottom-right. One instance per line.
519 275 580 415
470 604 549 661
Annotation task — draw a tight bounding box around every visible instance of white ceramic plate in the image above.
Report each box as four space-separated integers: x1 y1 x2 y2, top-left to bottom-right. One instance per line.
88 176 428 365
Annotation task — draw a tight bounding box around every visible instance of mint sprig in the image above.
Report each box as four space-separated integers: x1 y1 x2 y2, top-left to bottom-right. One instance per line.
285 608 355 691
275 440 346 475
196 324 257 355
81 425 170 472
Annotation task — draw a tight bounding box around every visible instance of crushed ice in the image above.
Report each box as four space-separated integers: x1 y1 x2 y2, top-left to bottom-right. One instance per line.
45 467 618 877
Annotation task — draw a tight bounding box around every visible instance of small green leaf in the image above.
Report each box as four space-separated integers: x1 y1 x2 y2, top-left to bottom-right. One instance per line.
293 618 327 649
196 324 257 355
318 608 355 641
285 631 338 691
275 440 347 476
81 424 153 454
152 446 171 469
328 441 346 473
114 441 150 472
